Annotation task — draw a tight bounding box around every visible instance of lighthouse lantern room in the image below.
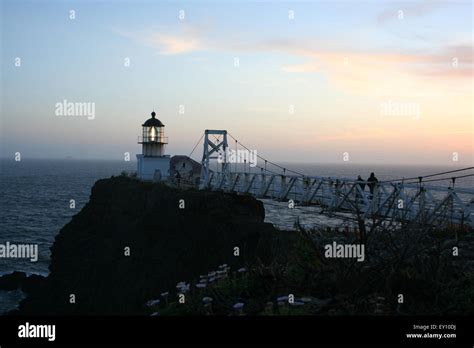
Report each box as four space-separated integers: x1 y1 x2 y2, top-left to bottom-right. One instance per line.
136 111 170 181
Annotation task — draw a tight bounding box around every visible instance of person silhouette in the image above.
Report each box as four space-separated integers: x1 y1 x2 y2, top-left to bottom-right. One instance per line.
367 172 379 199
356 175 365 202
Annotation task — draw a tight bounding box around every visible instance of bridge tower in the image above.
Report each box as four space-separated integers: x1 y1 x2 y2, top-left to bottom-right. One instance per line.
200 130 229 188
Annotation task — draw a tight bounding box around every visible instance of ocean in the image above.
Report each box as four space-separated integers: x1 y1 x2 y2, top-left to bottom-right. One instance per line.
0 159 472 313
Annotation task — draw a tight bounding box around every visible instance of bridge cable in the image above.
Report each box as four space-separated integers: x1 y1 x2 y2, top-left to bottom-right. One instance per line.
379 167 474 184
225 132 474 185
402 173 474 185
227 132 306 176
188 132 205 159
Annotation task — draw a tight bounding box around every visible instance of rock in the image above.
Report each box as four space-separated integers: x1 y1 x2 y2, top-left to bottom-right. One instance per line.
15 177 294 315
0 272 45 294
21 274 46 294
0 272 26 291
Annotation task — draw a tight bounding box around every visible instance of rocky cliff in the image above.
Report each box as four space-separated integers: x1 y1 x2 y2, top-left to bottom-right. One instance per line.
13 177 293 315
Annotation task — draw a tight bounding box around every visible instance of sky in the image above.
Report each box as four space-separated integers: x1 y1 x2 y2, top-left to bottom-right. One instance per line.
1 0 473 165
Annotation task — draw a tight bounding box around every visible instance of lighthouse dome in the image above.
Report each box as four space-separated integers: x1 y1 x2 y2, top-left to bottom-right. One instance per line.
142 111 164 127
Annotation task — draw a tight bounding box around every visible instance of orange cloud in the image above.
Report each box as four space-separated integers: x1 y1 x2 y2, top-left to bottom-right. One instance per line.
278 44 472 96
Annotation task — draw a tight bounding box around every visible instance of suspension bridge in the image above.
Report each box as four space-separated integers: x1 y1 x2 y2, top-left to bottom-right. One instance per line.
186 130 474 228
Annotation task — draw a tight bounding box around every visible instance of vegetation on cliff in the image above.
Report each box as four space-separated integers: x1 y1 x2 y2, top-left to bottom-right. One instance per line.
145 225 474 316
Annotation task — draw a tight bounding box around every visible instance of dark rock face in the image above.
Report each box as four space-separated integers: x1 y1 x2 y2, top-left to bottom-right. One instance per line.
16 177 289 315
0 272 45 293
0 272 26 291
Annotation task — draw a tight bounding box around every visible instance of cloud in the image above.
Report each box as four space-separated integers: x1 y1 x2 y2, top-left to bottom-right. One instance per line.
145 33 201 55
425 45 473 64
116 26 204 55
272 40 473 96
115 25 472 96
376 0 442 24
281 45 473 73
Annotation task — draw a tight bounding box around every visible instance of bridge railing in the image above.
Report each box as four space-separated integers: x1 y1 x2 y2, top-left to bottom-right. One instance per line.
203 172 473 227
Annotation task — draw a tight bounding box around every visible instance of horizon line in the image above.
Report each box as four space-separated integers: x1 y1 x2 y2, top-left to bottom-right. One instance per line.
0 157 472 168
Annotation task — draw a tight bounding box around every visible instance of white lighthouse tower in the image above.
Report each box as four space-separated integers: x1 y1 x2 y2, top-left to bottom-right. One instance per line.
136 111 170 181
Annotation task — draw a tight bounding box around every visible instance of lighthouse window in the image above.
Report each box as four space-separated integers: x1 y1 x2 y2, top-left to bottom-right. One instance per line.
182 163 185 169
149 126 157 142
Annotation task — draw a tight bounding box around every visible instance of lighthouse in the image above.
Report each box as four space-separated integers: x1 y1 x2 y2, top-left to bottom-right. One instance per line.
136 111 170 181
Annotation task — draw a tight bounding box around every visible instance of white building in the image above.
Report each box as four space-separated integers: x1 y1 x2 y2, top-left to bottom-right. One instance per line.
170 155 202 186
136 111 170 181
